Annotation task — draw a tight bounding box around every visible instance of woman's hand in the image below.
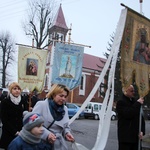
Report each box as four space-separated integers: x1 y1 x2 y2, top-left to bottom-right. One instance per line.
65 133 75 142
15 131 19 136
47 133 56 144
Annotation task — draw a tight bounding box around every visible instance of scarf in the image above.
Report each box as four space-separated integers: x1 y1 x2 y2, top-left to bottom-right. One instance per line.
49 99 65 121
19 127 41 144
10 93 21 105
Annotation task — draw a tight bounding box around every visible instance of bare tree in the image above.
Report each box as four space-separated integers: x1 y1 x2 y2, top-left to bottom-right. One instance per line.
23 0 57 49
0 31 16 88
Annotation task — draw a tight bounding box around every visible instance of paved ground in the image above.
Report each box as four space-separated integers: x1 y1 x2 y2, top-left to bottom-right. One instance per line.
0 120 150 150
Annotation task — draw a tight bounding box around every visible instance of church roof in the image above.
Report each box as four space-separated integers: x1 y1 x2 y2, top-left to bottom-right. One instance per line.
83 53 106 72
52 4 68 30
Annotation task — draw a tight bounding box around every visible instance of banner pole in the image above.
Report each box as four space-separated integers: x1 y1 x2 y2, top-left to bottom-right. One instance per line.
139 0 143 14
138 106 142 150
28 91 33 112
71 90 74 103
138 1 143 149
48 41 55 89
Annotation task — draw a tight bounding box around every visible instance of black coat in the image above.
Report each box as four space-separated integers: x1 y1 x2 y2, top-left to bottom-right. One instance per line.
0 96 26 149
0 93 6 119
116 94 145 143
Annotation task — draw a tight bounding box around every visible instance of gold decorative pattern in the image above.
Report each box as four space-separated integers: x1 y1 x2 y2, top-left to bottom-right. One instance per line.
120 9 150 97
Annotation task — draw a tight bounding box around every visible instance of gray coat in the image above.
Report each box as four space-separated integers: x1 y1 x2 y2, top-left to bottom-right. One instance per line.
32 99 71 150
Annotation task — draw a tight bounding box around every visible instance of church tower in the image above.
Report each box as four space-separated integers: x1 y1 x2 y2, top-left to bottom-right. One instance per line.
49 4 68 43
44 4 69 91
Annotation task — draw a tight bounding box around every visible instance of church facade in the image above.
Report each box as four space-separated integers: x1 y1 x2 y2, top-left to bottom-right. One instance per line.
40 4 106 105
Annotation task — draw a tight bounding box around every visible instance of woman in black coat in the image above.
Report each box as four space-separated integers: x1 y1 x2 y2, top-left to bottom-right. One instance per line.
0 82 27 149
116 85 145 150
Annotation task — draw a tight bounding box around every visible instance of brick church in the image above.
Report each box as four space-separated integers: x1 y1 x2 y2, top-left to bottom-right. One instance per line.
41 4 106 105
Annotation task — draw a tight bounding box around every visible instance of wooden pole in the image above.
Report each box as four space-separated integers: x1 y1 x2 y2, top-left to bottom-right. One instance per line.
28 91 33 112
71 90 74 103
68 24 72 44
32 38 34 48
68 24 73 104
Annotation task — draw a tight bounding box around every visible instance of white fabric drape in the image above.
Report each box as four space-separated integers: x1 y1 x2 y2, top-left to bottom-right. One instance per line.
92 9 127 150
69 8 127 150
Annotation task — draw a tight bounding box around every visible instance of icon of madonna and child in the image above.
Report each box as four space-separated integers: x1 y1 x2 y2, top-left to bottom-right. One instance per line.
133 28 150 65
26 58 38 76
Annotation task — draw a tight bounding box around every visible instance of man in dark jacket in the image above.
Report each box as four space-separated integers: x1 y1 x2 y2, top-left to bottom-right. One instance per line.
116 85 145 150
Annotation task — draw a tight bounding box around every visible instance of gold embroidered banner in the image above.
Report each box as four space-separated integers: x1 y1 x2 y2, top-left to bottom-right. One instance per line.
121 8 150 97
18 46 47 92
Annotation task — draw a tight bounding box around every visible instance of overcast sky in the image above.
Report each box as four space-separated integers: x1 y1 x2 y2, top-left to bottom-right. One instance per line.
0 0 149 58
0 0 149 84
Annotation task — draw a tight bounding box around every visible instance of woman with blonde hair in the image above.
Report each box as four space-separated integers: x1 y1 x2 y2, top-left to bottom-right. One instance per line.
32 84 74 150
0 82 27 149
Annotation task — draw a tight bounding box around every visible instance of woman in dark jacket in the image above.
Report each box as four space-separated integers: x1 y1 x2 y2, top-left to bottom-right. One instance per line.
0 82 27 149
116 85 145 150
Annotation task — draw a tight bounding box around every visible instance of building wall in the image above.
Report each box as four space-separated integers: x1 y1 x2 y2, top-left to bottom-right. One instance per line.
68 72 104 105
